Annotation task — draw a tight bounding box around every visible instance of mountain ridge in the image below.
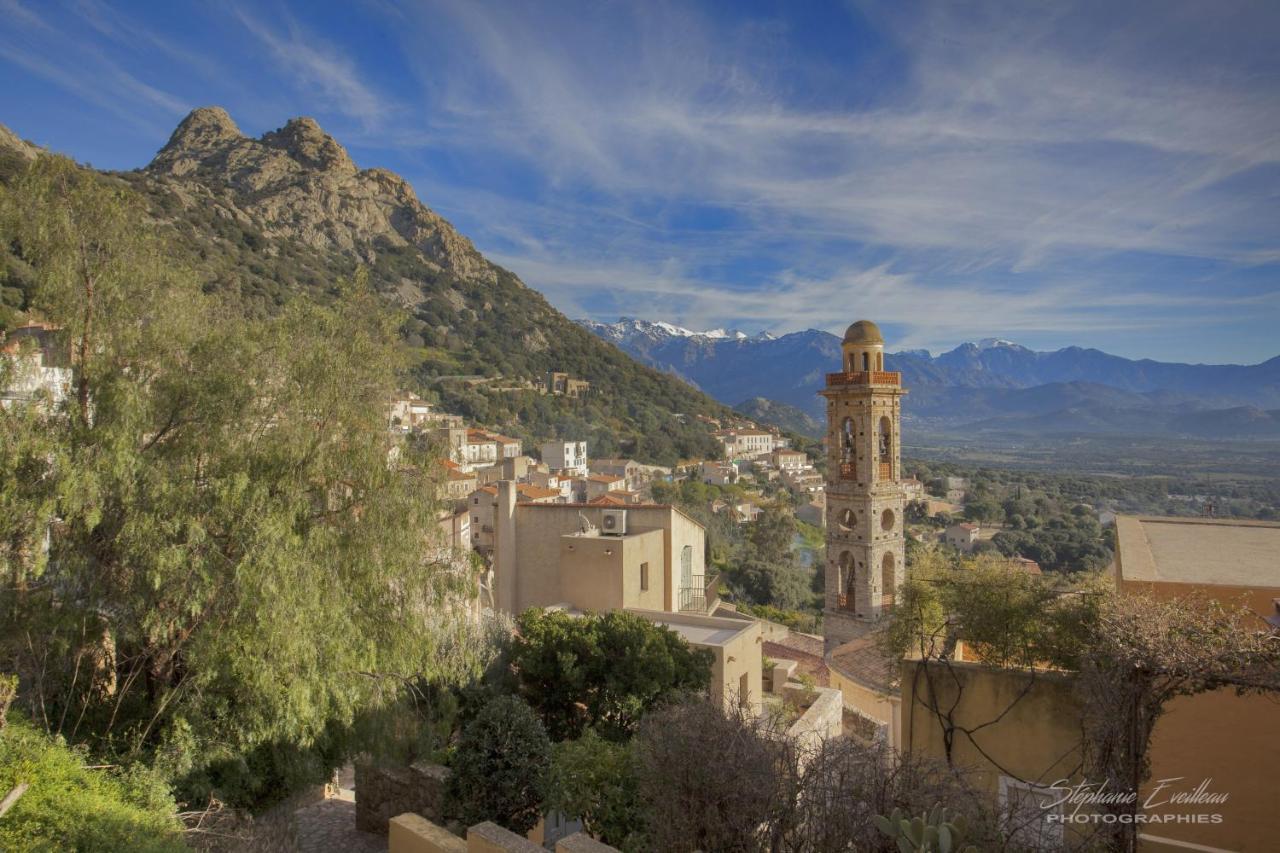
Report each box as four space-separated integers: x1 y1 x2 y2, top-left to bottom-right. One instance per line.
0 110 737 464
579 318 1280 438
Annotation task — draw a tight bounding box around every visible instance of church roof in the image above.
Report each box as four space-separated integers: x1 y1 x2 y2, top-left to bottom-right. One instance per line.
842 320 884 345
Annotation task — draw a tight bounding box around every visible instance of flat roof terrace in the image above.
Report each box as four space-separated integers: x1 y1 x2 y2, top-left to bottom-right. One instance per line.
626 608 755 648
1115 515 1280 588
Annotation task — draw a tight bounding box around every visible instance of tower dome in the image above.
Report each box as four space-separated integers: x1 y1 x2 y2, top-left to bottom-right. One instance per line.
843 320 884 345
841 320 885 373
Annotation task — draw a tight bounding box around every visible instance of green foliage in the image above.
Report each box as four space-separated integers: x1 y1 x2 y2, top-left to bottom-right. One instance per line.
447 694 551 835
731 557 813 612
748 505 797 564
508 609 713 742
0 156 477 810
883 547 1104 671
0 716 185 853
104 167 737 466
546 729 644 850
874 805 977 853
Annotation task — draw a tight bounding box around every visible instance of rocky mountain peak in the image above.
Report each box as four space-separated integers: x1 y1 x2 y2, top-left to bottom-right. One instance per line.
158 107 242 155
141 107 494 285
260 116 355 175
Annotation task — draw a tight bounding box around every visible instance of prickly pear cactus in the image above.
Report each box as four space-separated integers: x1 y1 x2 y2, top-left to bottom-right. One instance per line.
874 805 978 853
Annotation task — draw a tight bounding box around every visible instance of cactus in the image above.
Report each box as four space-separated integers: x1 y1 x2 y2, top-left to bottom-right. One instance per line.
874 805 978 853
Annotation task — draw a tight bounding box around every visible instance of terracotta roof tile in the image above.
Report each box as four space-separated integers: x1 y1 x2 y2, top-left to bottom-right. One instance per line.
828 629 899 695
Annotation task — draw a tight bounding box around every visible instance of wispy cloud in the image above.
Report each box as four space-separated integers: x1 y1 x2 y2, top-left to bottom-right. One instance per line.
234 8 390 130
380 0 1279 355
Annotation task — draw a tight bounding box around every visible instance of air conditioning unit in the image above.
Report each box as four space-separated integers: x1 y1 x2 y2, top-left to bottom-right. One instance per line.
600 509 628 536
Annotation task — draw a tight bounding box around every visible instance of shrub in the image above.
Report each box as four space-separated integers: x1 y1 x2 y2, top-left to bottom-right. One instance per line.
0 717 185 852
509 609 712 741
447 695 550 834
547 729 644 850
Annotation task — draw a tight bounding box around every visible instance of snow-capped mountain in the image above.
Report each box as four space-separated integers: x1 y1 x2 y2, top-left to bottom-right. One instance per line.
581 317 774 346
579 317 1280 438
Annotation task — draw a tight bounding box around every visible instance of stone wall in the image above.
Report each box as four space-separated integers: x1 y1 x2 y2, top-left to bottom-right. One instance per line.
355 761 450 835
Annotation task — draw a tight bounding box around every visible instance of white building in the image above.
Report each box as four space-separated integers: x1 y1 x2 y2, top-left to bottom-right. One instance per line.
541 440 588 475
944 522 980 552
1 325 72 410
714 428 774 460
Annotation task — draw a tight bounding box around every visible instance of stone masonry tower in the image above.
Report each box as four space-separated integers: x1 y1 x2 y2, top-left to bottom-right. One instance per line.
821 320 907 651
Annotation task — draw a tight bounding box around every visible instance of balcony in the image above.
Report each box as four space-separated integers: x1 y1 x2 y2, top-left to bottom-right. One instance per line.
839 462 857 480
836 593 857 612
679 572 720 614
878 462 892 480
825 371 901 388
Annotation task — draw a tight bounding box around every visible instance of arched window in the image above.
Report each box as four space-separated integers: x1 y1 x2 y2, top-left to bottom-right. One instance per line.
881 552 897 607
878 415 892 463
680 545 693 589
841 417 854 462
881 508 895 531
838 551 855 611
861 352 870 371
876 353 884 371
839 508 855 531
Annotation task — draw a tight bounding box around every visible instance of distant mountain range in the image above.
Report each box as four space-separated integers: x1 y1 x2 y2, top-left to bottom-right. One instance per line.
579 319 1280 439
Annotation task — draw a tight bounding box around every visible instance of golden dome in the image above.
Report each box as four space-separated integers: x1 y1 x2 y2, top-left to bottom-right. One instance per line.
842 320 884 345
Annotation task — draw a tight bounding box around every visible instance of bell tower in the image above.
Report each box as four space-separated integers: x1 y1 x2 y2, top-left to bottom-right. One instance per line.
821 320 907 651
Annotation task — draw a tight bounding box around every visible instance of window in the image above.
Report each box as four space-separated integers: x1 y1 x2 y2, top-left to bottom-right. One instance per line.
640 562 649 591
739 672 750 708
999 777 1063 849
680 545 693 589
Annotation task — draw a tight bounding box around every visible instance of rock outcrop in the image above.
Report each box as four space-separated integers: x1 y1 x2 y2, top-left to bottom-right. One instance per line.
144 107 496 283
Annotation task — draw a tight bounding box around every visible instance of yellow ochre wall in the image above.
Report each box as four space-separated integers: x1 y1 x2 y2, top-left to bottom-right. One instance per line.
1117 576 1279 853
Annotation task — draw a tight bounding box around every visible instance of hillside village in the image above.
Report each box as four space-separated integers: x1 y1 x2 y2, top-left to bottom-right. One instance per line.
1 107 1277 853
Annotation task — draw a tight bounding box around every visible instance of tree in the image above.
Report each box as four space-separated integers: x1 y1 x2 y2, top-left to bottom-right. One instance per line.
731 557 813 612
749 506 797 564
509 610 713 741
546 729 644 850
633 697 791 852
1 158 474 807
632 696 1002 853
447 695 551 835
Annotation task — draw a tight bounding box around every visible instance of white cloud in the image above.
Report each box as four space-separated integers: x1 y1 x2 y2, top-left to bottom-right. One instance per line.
385 0 1279 347
234 8 390 130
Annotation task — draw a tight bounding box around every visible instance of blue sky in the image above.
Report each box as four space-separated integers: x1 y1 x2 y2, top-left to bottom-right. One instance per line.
2 1 1278 363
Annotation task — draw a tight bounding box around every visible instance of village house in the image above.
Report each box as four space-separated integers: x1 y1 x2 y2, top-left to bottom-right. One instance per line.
944 521 980 551
444 466 477 501
901 477 926 500
540 440 588 475
772 447 808 471
1 323 73 409
713 427 774 459
700 460 738 486
542 371 591 398
582 473 627 502
781 467 824 496
468 482 563 553
488 488 714 618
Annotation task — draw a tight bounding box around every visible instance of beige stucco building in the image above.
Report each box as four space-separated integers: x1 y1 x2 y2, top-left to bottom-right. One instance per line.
489 486 715 618
629 609 763 716
1112 515 1280 853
